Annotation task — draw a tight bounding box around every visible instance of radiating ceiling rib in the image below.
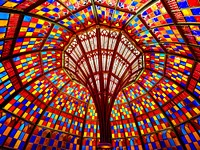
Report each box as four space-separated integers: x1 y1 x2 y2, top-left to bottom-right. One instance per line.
75 35 103 128
186 61 198 90
92 27 104 125
105 33 122 123
79 27 109 143
119 65 143 89
9 57 23 87
55 0 89 30
76 35 99 95
8 15 24 56
138 71 163 93
109 0 120 27
168 42 200 49
122 0 157 29
63 35 103 124
163 54 168 76
37 25 54 51
116 53 143 86
96 28 104 117
91 0 99 25
161 0 198 60
38 25 54 75
145 41 200 48
64 51 88 85
122 31 146 52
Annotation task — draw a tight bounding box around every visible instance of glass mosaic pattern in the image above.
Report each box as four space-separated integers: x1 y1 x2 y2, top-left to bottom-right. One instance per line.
0 0 200 149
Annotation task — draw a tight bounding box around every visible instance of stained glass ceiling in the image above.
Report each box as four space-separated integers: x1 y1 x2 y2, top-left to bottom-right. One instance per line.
0 0 200 149
64 27 143 90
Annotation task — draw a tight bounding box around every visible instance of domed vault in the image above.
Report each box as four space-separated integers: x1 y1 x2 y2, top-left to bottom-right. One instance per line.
0 0 200 149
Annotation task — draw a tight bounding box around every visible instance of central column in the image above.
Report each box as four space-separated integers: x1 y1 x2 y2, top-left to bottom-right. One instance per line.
63 26 144 148
99 110 111 143
94 94 114 149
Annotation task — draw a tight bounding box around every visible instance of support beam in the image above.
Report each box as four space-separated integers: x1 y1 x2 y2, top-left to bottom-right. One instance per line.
122 0 159 29
106 32 122 107
9 15 24 56
119 68 143 90
119 53 143 86
56 1 91 31
91 0 99 25
9 58 23 88
136 23 200 35
64 51 88 85
161 0 197 60
109 0 120 27
96 27 105 129
111 56 144 111
39 24 54 75
76 36 98 92
75 36 104 140
186 61 198 89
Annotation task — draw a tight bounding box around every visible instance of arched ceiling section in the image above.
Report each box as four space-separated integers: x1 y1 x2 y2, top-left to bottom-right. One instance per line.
0 0 200 149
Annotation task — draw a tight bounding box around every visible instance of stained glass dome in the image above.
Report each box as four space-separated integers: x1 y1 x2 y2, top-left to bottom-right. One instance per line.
0 0 200 149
